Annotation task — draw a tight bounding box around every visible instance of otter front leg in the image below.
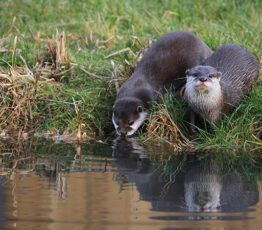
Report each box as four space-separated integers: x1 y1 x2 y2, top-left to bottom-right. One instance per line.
189 108 196 134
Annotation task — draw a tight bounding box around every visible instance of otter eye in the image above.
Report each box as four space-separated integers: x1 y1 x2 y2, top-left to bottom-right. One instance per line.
192 73 198 77
137 106 143 113
128 121 134 126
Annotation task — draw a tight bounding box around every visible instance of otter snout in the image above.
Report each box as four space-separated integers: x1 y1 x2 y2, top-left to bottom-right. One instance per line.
118 126 133 136
199 77 208 82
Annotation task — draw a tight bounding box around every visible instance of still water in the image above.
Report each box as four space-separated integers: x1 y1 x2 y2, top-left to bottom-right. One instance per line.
0 137 262 230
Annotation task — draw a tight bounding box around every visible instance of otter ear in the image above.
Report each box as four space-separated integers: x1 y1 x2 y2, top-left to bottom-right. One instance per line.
216 72 222 79
137 105 143 113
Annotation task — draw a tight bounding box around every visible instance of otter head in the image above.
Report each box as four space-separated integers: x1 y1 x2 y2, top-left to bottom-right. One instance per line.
112 97 148 136
185 65 222 94
184 162 222 212
184 66 223 122
184 174 222 212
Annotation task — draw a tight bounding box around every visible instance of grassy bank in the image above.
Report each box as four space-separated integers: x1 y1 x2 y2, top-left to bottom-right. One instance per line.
0 0 261 151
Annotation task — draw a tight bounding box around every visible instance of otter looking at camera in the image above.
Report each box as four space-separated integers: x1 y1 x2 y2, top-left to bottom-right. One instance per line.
183 44 259 130
112 30 213 136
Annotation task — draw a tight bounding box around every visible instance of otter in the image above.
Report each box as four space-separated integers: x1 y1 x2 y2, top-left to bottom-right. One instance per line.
183 44 260 130
184 160 222 212
112 30 213 136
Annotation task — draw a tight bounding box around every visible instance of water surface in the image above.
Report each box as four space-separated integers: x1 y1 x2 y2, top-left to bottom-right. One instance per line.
0 137 262 230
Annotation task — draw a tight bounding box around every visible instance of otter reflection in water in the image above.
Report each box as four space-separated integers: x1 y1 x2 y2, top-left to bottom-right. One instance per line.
112 139 259 212
184 160 222 212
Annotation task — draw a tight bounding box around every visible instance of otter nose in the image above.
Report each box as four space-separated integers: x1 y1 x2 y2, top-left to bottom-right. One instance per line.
199 77 207 82
121 131 127 136
120 126 132 136
118 127 126 136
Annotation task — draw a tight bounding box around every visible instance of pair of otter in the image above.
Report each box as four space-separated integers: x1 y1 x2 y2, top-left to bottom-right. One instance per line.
112 30 259 136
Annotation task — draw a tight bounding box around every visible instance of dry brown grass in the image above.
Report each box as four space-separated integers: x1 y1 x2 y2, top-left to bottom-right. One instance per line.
0 30 73 132
0 65 37 128
33 29 73 82
144 102 192 150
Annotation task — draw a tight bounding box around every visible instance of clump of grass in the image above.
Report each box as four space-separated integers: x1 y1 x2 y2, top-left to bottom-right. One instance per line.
34 29 72 82
0 31 77 135
144 92 191 149
0 36 39 130
0 63 37 130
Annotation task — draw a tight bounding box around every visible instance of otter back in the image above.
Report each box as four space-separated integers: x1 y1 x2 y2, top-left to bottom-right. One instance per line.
205 44 260 108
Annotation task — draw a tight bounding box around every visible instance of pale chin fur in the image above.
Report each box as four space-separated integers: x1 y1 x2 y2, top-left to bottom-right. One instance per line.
112 114 120 135
184 181 222 212
112 112 148 136
127 111 148 136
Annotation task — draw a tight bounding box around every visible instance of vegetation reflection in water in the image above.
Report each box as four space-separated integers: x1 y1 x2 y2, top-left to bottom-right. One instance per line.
0 137 262 228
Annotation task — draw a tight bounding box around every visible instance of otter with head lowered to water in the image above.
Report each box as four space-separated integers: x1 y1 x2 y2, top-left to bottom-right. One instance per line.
112 30 213 136
183 44 260 130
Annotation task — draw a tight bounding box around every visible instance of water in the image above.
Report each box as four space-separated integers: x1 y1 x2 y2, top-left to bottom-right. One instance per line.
0 137 262 230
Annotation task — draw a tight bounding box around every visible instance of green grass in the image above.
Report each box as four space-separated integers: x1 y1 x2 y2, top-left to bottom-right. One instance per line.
0 0 261 151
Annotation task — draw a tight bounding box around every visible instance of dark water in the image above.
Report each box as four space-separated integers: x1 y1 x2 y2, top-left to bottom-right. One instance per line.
0 137 262 230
